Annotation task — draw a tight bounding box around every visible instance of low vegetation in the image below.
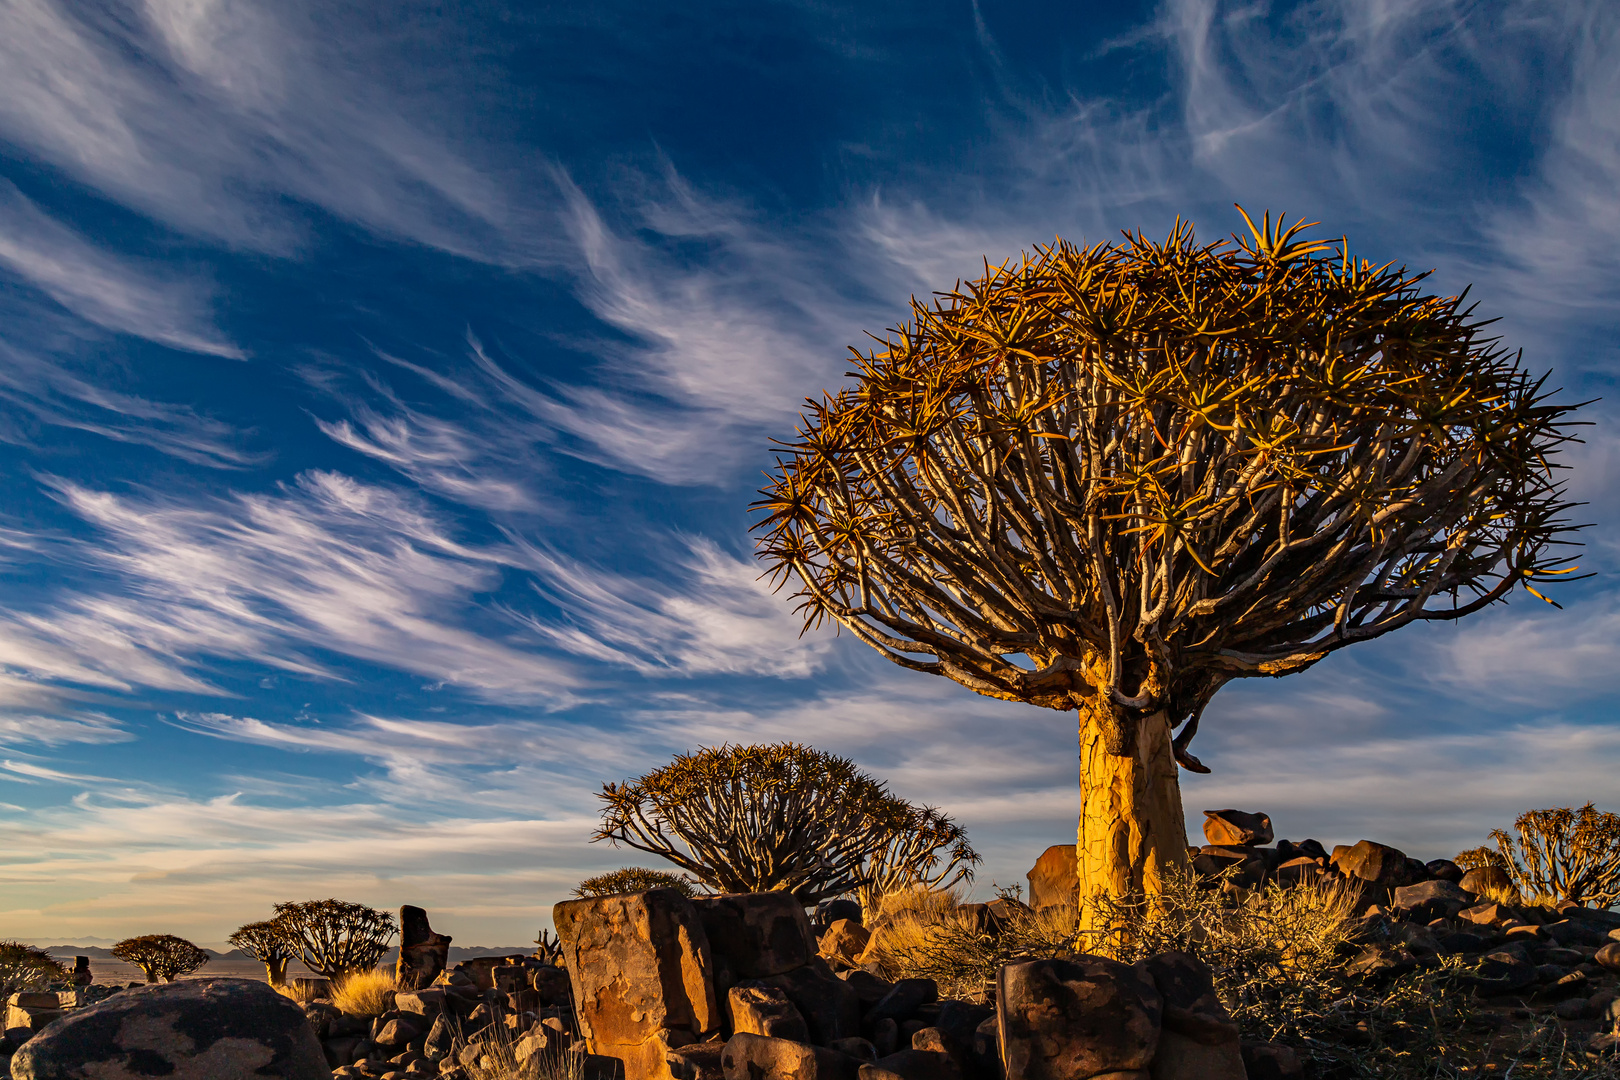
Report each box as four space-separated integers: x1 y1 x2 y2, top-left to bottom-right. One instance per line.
331 967 398 1018
0 941 66 997
1490 803 1620 910
571 867 697 898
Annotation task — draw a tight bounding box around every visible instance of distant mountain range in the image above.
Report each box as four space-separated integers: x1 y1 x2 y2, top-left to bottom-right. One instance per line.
42 945 534 963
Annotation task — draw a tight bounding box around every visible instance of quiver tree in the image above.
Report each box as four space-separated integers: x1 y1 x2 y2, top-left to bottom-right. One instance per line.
229 918 295 985
1488 804 1620 909
111 934 209 983
573 867 699 898
595 742 969 904
754 211 1584 922
855 804 980 914
0 942 66 998
272 899 396 982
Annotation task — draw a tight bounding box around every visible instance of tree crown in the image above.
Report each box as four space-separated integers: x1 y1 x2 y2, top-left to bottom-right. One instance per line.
111 934 209 981
754 212 1584 764
272 899 396 980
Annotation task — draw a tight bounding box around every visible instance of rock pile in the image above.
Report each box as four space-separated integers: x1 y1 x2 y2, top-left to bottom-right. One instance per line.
554 886 1259 1080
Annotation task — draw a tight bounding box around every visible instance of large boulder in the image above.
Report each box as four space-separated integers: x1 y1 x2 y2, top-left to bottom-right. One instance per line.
1331 840 1415 899
759 961 862 1046
721 1032 863 1080
1201 810 1273 847
1392 880 1473 922
1026 845 1078 911
728 985 810 1042
819 920 872 970
396 905 453 991
1459 865 1513 897
11 978 328 1079
1135 952 1237 1046
1149 1030 1246 1080
693 893 816 992
996 956 1162 1079
555 888 721 1080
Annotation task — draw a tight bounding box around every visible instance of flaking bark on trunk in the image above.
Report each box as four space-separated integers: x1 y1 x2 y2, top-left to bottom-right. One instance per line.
1076 704 1189 935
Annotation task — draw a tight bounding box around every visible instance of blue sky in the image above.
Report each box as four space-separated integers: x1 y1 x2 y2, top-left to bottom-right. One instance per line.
1 0 1617 948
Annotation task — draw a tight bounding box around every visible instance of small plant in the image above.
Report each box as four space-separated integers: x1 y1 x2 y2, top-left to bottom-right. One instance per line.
869 891 1078 999
111 934 210 983
571 867 698 898
331 966 397 1017
1488 803 1620 909
228 918 294 985
272 898 397 980
0 941 66 998
450 1016 586 1080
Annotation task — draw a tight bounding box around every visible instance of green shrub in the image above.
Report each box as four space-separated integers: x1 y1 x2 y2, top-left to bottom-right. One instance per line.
572 868 697 898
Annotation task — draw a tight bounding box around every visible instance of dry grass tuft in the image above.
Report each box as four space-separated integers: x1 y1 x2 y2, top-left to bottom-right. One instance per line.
452 1019 585 1080
331 967 397 1017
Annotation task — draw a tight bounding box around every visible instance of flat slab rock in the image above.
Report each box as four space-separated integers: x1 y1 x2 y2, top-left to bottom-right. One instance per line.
11 977 329 1080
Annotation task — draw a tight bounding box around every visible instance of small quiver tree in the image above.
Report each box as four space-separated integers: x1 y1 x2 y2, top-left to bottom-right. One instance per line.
754 211 1585 926
111 935 209 983
0 942 66 998
596 742 932 904
855 804 980 915
272 899 397 982
1489 803 1620 909
573 867 699 898
229 918 295 986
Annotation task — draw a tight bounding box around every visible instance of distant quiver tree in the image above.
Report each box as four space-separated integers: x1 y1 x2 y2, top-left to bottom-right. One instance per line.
272 899 396 982
595 742 979 904
573 867 699 898
111 935 209 983
754 211 1585 923
0 942 66 998
228 918 295 986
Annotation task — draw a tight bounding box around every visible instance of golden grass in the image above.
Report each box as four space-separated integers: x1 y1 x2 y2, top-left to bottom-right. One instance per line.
330 967 397 1017
454 1020 585 1080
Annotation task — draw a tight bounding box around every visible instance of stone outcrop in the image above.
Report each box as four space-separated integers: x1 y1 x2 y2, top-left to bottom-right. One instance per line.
729 984 810 1042
1025 844 1077 911
555 888 721 1080
1202 808 1274 847
996 956 1163 1079
395 904 453 991
11 978 328 1080
693 892 815 993
721 1032 862 1080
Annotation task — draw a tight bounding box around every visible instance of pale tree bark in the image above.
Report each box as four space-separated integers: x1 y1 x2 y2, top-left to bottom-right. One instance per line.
1076 706 1189 934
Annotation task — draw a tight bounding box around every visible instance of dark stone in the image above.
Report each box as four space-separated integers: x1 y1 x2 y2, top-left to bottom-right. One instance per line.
693 892 816 992
1392 880 1473 922
829 1037 878 1062
728 983 811 1043
666 1040 725 1080
995 956 1161 1078
1596 942 1620 972
1332 840 1417 899
759 960 862 1045
11 977 328 1079
1459 866 1512 897
1136 951 1238 1045
1425 859 1465 883
864 979 938 1027
396 905 453 992
1345 944 1417 981
1201 809 1274 847
859 1048 960 1080
929 1002 994 1080
1436 931 1490 955
1240 1040 1303 1080
819 899 863 929
423 1014 454 1060
721 1032 862 1080
1471 952 1536 996
840 969 894 1010
531 965 572 1008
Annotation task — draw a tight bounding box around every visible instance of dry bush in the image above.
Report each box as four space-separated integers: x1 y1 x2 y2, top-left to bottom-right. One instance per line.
0 941 66 998
853 807 980 917
1490 803 1620 909
867 887 1079 999
331 967 397 1018
451 1018 585 1080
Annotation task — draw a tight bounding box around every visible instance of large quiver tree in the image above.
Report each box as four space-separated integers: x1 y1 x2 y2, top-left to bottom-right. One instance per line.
754 212 1583 920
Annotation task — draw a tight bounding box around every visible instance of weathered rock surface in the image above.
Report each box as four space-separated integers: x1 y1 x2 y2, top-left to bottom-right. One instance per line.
759 961 862 1046
728 984 810 1042
395 905 453 991
693 892 815 992
1201 809 1274 847
1026 844 1078 911
1136 952 1237 1046
996 956 1162 1079
555 888 720 1080
1392 880 1473 921
721 1032 863 1080
1148 1029 1246 1080
819 920 872 969
859 1048 960 1080
11 978 328 1080
1459 865 1512 897
1240 1040 1304 1080
1332 840 1415 897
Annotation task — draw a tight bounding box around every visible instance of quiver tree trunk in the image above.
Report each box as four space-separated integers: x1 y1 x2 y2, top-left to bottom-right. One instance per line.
1077 705 1189 935
264 957 289 986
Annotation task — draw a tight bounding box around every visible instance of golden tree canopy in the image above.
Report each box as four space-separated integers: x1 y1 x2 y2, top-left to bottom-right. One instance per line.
754 212 1583 767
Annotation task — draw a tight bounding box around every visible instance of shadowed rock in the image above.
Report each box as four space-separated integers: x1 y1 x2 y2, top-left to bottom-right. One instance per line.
11 977 328 1079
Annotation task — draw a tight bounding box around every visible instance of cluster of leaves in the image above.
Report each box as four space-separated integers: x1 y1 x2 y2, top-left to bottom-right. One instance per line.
1488 803 1620 909
230 899 396 982
111 935 210 983
0 941 66 997
572 867 698 898
753 212 1584 763
594 743 978 905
